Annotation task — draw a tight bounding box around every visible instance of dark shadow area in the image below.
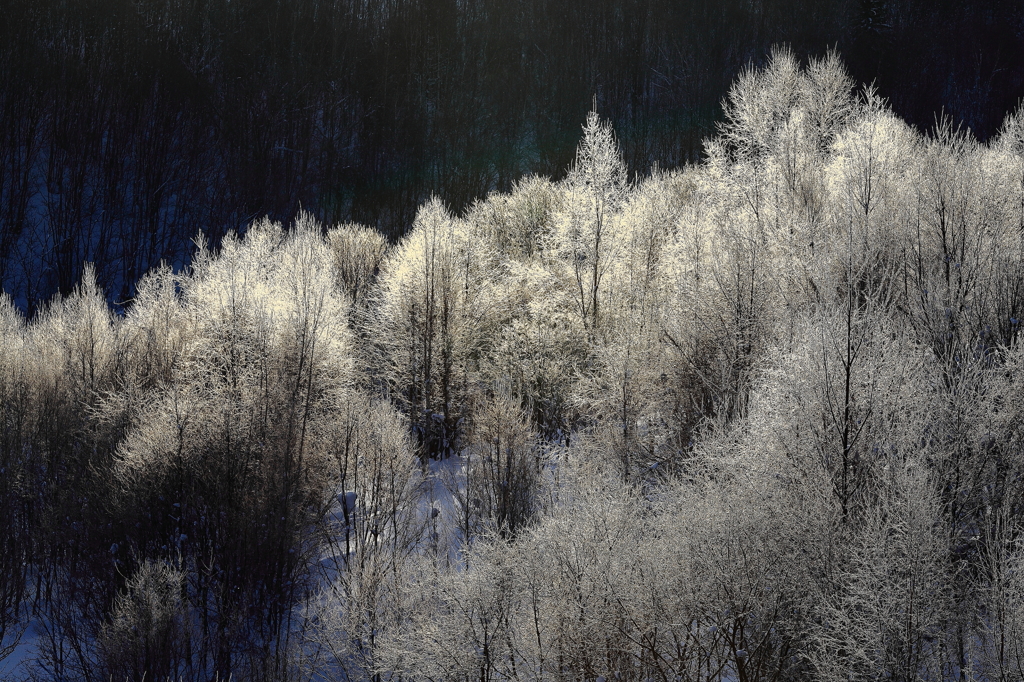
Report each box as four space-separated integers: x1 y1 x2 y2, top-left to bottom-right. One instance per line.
2 0 1023 309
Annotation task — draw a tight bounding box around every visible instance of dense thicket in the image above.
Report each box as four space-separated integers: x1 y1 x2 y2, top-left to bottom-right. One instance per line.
4 0 1024 310
8 49 1024 681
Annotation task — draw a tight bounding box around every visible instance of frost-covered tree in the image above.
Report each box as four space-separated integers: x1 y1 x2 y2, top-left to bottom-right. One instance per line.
806 467 953 682
303 397 423 682
97 560 192 682
466 175 561 262
457 389 541 540
548 111 629 333
0 293 30 665
370 198 503 457
327 221 389 307
110 216 354 681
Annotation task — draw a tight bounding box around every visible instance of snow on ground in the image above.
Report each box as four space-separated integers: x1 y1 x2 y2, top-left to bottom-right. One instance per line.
1 618 40 680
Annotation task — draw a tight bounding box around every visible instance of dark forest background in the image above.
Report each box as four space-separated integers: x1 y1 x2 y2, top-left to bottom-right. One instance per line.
2 0 1023 310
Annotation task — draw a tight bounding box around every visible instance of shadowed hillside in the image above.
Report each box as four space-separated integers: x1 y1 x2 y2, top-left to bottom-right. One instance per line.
3 0 1024 311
